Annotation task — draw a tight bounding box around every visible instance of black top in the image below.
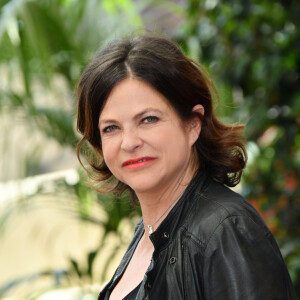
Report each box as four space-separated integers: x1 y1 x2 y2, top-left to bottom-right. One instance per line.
123 282 142 300
104 281 142 300
99 170 297 300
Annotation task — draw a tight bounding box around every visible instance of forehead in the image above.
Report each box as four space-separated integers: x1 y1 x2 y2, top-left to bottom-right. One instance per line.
99 78 174 119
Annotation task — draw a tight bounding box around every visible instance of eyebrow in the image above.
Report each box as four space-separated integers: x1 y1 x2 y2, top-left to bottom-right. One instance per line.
99 108 163 125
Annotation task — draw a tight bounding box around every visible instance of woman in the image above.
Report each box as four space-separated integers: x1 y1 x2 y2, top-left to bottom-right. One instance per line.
76 35 296 300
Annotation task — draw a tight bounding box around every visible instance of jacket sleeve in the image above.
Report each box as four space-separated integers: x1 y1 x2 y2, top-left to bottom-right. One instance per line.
202 215 296 300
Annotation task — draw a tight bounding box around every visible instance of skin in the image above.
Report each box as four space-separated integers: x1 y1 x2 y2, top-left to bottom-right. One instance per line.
98 77 203 299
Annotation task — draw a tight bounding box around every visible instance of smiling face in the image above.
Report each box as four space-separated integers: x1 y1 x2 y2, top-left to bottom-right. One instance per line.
98 78 200 196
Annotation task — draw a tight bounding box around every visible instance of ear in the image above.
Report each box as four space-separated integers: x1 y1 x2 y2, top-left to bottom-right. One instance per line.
188 104 204 146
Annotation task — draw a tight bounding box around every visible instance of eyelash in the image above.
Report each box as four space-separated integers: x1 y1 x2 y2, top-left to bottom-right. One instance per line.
142 116 159 123
102 116 159 133
102 125 118 133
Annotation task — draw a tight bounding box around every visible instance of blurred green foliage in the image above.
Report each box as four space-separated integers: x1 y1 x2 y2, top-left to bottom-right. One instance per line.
0 0 299 298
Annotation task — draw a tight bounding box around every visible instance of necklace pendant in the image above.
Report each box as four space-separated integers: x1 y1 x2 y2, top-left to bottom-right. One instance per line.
147 225 153 234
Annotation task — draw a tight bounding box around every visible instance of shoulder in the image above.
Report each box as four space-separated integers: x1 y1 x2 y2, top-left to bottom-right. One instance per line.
181 177 297 299
184 177 271 249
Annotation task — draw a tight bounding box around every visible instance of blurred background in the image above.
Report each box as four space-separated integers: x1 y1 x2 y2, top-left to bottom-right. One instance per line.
0 0 299 299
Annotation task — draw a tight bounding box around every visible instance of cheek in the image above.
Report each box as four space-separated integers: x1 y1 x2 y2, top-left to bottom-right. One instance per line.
101 139 118 166
153 126 190 155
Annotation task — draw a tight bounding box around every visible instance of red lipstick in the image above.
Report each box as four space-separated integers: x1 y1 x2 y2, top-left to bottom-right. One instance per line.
122 157 156 169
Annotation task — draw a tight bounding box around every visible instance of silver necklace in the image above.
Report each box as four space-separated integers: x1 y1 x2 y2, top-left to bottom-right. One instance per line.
144 189 185 234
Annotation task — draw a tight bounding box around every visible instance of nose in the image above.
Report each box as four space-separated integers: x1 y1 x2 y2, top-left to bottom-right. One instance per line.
121 129 143 152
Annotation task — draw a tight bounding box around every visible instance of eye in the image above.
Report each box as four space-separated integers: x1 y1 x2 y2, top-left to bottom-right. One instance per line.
102 125 118 133
142 116 159 123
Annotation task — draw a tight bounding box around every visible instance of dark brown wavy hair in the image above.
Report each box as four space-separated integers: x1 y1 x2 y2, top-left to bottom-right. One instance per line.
76 34 247 197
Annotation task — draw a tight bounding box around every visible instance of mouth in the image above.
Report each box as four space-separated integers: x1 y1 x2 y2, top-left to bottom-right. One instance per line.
122 157 156 169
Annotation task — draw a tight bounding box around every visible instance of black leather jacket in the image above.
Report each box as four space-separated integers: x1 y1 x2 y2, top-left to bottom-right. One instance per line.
99 171 296 299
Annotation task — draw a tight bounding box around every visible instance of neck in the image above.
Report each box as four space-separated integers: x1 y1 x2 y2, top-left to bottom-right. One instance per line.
137 167 196 237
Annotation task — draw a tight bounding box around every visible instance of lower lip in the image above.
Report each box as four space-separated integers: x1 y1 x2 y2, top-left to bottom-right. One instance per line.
123 158 156 170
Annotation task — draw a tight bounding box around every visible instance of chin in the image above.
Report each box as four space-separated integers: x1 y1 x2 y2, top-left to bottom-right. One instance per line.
124 177 160 194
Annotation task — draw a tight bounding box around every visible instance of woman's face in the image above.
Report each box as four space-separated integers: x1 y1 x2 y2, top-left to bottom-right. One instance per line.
98 78 200 195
